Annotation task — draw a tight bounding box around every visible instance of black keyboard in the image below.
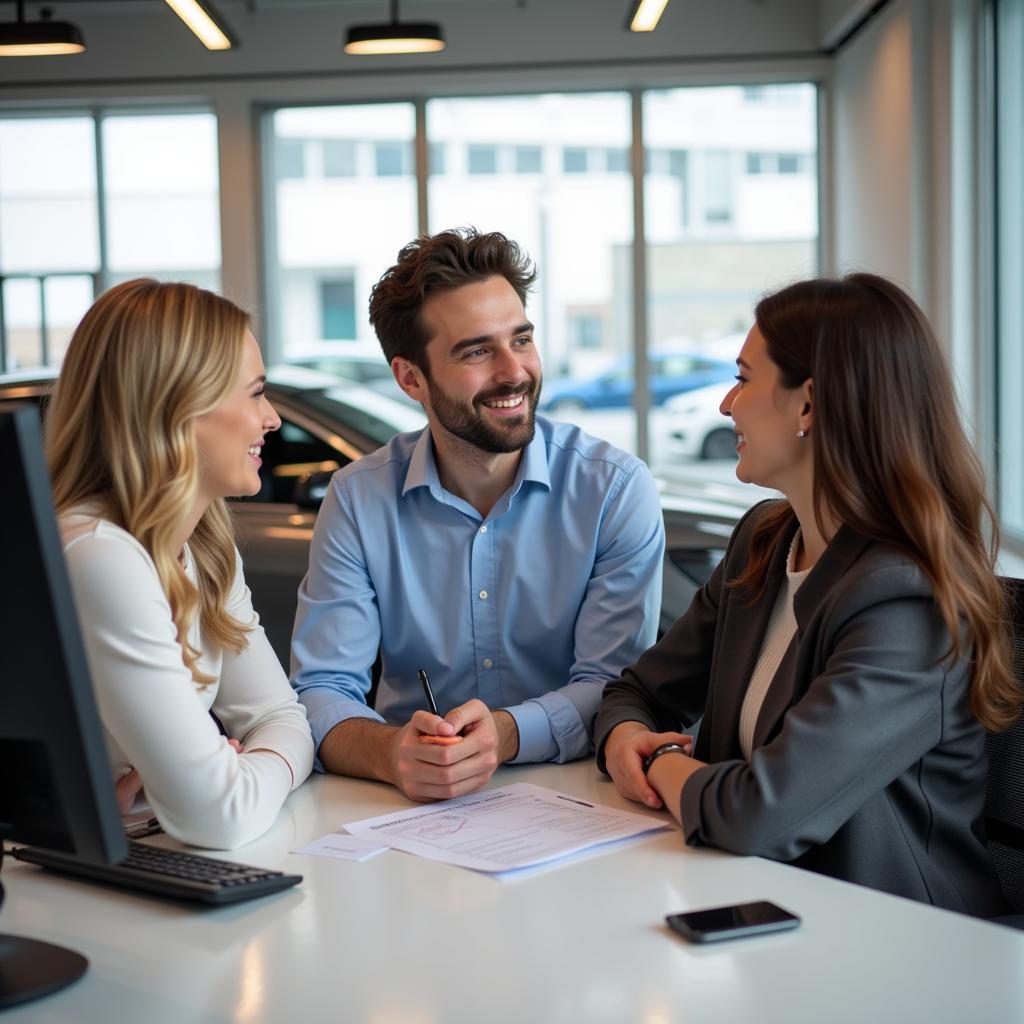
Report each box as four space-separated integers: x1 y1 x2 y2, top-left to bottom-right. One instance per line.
12 840 302 905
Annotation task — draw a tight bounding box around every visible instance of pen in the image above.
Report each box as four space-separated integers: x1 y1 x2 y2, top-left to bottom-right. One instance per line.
416 669 463 745
556 794 594 808
417 668 439 716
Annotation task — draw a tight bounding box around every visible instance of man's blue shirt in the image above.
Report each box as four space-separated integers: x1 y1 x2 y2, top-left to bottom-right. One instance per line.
290 415 664 768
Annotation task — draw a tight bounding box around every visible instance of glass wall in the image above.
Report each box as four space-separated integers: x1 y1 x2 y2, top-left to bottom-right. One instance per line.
261 85 819 473
0 110 221 373
643 84 819 478
427 93 634 450
997 0 1024 537
265 104 418 364
0 116 98 371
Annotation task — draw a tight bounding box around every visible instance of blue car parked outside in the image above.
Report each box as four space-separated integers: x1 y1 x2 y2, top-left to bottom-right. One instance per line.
540 349 734 412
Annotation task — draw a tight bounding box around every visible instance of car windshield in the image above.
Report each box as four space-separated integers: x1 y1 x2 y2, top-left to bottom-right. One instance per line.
299 384 426 447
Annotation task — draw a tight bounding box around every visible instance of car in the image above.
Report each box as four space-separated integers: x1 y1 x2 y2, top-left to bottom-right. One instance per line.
1 368 758 670
277 342 417 407
540 348 734 412
659 379 740 461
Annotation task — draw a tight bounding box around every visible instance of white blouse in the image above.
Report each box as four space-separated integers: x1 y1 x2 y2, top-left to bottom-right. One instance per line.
738 530 812 760
60 509 314 850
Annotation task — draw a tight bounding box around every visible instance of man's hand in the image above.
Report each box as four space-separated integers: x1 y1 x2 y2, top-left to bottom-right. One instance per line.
603 722 692 809
389 699 517 801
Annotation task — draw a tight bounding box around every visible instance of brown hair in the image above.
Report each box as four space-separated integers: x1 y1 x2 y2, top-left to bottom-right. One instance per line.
368 227 536 372
46 278 252 684
731 272 1018 731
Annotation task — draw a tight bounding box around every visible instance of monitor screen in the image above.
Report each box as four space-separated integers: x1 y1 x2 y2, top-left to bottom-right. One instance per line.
0 402 126 1009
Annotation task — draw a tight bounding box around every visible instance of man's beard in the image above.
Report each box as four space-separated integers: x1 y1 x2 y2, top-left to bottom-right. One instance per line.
426 376 542 454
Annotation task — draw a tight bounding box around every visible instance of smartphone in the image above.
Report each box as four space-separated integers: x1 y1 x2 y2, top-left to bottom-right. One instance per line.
665 901 801 943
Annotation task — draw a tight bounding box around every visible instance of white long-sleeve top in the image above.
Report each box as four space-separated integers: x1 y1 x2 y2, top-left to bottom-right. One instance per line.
60 510 314 850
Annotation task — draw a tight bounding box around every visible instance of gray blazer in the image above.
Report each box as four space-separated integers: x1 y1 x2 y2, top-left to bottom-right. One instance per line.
596 501 1005 916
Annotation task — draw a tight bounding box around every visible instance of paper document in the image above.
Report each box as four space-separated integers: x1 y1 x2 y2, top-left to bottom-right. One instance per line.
293 832 390 863
342 783 671 875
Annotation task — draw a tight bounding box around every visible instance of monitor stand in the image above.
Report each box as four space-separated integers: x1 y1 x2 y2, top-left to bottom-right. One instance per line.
0 851 89 1009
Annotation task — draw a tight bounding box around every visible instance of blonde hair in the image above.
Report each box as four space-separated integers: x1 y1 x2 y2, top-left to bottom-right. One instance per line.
46 278 252 683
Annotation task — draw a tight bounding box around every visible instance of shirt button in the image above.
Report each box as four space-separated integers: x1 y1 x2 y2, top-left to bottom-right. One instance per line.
479 525 488 534
479 590 488 600
482 658 493 669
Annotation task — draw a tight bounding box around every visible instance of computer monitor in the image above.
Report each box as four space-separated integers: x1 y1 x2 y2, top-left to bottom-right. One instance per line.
0 403 126 1010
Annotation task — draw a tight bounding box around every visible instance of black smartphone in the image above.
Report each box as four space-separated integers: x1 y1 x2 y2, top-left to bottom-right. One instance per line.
665 901 801 943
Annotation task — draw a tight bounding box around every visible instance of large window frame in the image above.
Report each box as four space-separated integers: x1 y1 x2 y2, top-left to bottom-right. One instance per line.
0 105 220 374
259 83 823 464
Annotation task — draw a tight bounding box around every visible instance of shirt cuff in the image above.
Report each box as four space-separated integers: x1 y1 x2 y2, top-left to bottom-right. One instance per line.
306 698 385 773
505 700 559 763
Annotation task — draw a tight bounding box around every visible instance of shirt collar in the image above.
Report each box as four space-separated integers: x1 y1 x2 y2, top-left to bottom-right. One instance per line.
400 422 552 503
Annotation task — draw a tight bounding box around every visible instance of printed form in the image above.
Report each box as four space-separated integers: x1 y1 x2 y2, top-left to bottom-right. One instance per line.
342 783 672 876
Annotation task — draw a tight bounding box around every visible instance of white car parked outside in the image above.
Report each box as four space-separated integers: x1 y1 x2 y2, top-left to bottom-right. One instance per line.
659 379 738 461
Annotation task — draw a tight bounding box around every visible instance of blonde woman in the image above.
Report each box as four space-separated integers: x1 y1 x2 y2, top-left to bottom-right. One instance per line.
45 279 313 850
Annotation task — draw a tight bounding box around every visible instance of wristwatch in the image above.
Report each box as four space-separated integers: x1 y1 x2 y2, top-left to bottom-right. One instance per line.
642 742 690 775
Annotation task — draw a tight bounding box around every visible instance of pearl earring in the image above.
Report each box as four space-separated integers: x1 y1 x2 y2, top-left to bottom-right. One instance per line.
797 429 808 438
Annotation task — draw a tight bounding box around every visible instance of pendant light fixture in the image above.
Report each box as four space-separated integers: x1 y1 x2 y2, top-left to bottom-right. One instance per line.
344 0 445 56
0 1 86 57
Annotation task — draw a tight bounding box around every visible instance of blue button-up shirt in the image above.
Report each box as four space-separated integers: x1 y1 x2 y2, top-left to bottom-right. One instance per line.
291 416 664 767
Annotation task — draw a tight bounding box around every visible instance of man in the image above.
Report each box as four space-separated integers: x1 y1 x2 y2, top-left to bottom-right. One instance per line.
291 228 664 801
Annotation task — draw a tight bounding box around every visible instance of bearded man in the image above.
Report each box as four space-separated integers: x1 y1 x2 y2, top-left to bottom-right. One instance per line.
291 228 664 800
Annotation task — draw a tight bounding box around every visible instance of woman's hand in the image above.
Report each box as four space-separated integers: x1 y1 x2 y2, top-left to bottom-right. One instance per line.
604 722 692 809
115 768 144 814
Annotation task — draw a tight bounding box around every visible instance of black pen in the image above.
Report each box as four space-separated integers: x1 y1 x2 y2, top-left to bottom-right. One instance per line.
417 668 439 716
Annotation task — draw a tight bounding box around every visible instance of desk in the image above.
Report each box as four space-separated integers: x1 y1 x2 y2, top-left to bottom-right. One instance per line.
2 761 1022 1023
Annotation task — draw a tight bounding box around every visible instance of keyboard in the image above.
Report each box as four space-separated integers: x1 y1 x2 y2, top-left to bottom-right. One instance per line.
12 840 302 905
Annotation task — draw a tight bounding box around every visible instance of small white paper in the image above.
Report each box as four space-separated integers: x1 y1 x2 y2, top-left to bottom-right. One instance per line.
293 831 390 862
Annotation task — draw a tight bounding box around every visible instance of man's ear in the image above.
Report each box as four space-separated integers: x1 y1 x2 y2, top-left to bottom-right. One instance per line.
392 357 428 404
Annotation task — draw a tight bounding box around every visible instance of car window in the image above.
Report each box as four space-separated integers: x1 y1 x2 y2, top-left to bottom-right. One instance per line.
241 418 348 504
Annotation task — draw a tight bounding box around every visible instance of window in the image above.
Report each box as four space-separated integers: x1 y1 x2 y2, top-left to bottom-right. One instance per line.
262 86 817 473
266 105 417 361
569 312 603 349
643 85 818 466
563 147 588 173
324 140 356 177
0 110 221 372
605 147 630 173
320 279 357 340
996 0 1024 535
467 144 499 175
514 145 543 174
276 138 306 179
777 154 800 174
427 93 633 445
375 142 410 177
102 114 220 287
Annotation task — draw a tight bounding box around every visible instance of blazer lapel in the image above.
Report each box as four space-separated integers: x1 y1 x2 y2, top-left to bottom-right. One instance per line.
704 516 797 763
752 523 874 749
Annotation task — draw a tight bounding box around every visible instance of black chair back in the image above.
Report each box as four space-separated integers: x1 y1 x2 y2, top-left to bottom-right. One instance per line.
985 577 1024 913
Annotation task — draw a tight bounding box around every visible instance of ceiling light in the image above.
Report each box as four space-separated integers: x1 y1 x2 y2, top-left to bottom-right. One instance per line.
628 0 670 32
0 1 85 57
344 0 445 56
164 0 235 51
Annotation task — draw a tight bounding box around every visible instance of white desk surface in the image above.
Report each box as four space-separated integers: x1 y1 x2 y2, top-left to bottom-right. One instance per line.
3 760 1022 1024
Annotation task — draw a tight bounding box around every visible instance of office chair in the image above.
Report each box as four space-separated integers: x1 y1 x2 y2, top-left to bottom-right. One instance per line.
985 576 1024 926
